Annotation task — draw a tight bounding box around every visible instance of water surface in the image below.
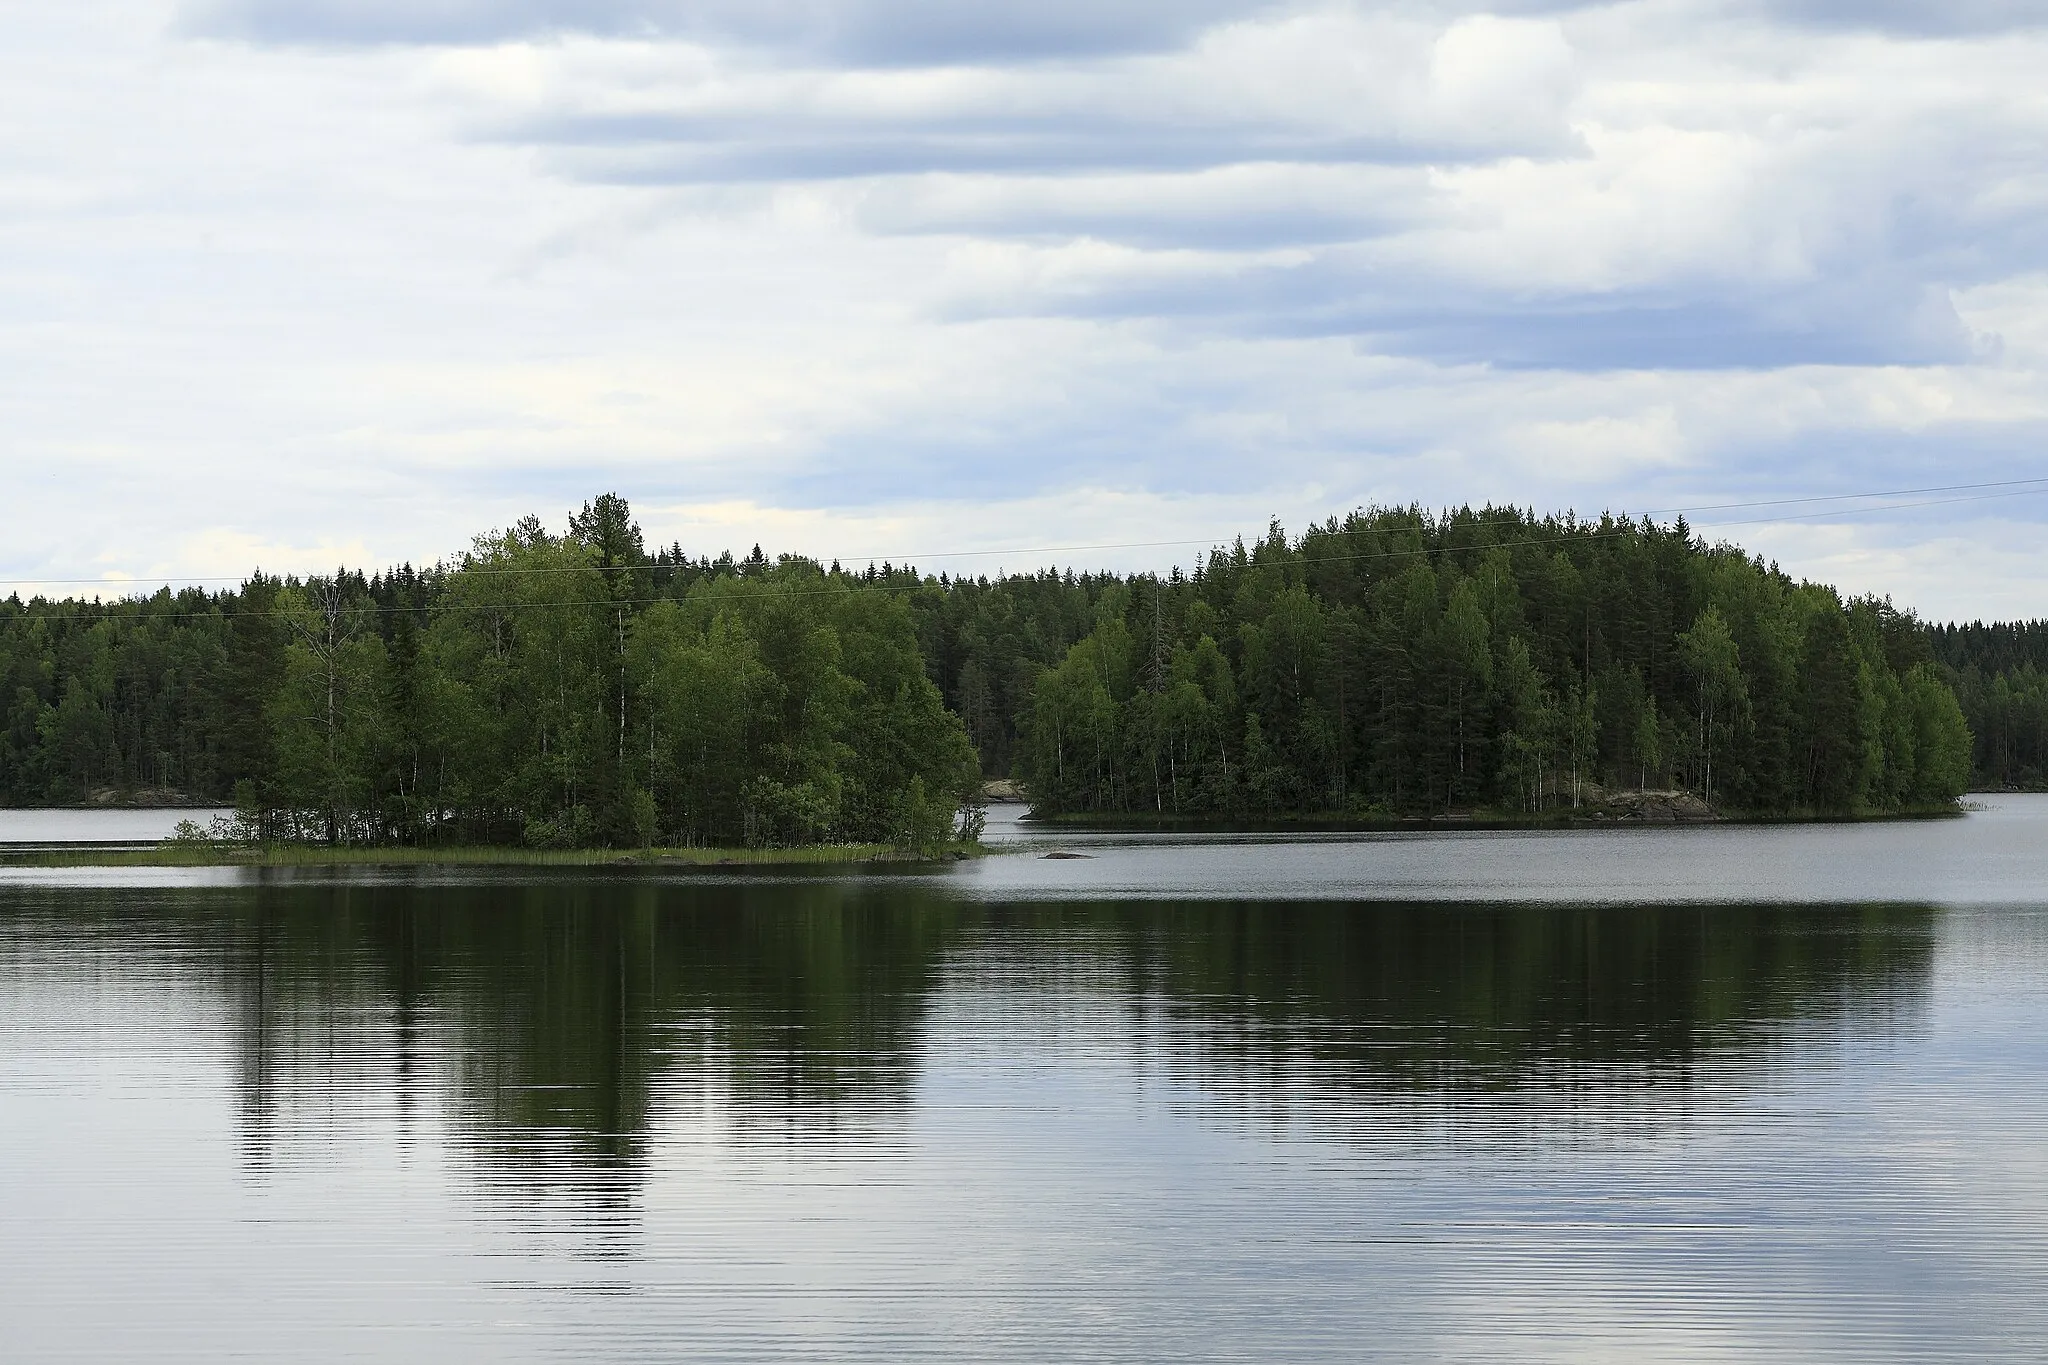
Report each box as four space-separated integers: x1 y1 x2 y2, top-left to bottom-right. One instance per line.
5 801 2048 1361
0 806 231 847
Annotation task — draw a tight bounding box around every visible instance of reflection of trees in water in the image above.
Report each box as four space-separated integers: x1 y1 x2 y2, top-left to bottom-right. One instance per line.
290 881 950 1142
1010 901 1938 1096
2 886 1940 1183
369 883 962 1166
34 880 961 1206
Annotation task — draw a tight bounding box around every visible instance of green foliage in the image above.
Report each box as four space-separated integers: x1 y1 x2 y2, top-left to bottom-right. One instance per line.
1678 605 1743 806
0 499 1979 830
1927 622 2048 790
909 507 1974 816
0 497 979 848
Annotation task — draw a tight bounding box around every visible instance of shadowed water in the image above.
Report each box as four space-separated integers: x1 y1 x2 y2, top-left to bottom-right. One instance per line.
6 805 2048 1360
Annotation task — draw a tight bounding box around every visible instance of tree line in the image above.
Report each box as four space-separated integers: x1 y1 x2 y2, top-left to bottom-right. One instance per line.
901 507 1973 817
1928 621 2048 789
0 496 976 848
0 497 1981 839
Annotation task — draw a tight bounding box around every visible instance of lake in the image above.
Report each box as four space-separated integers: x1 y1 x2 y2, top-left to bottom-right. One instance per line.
6 799 2048 1361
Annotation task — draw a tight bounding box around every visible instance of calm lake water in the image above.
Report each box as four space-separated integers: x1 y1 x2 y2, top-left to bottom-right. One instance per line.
0 806 233 847
7 801 2048 1361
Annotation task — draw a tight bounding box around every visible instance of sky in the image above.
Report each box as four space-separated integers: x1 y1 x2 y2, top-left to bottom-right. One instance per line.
4 1 2048 621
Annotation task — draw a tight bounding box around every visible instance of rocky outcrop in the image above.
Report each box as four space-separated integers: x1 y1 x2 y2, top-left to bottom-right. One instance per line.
979 778 1028 803
87 788 214 809
1595 789 1717 822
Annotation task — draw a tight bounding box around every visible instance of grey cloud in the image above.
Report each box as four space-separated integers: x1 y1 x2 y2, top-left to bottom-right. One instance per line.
184 0 1286 61
1699 425 2048 500
526 123 1554 183
184 1 2048 58
854 194 1422 253
1757 1 2048 36
511 109 2025 372
937 250 1985 371
492 58 1583 184
184 0 2048 383
1354 289 1981 370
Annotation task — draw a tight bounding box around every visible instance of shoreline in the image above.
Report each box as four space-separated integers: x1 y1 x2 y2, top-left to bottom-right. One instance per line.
0 842 986 871
1010 803 1970 833
0 796 1999 868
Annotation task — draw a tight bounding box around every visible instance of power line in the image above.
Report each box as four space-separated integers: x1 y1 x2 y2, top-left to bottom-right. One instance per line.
1645 476 2048 517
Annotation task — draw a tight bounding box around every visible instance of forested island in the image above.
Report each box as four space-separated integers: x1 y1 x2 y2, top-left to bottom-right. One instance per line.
0 494 2012 850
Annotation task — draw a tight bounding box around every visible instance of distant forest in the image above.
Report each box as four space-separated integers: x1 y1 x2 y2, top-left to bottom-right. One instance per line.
1926 621 2048 789
0 495 1990 845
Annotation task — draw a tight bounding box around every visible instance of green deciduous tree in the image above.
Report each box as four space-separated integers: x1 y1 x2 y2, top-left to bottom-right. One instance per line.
1678 605 1744 807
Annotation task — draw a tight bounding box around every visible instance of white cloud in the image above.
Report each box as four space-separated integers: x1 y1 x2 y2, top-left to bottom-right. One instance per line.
2 1 2048 616
1426 15 1577 140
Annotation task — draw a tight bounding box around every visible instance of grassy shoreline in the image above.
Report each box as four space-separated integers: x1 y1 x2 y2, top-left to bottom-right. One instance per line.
1015 803 1969 832
0 795 1983 868
0 842 986 870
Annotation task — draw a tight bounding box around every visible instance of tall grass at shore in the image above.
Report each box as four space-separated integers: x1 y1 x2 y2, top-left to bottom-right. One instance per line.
0 842 982 870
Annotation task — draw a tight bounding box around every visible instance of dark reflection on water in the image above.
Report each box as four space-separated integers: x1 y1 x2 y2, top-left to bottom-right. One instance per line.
1082 900 1933 1083
9 885 1935 1145
3 880 2044 1362
192 885 962 1173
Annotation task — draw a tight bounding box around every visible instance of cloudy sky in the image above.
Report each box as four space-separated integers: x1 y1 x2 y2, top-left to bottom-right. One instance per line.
4 0 2048 619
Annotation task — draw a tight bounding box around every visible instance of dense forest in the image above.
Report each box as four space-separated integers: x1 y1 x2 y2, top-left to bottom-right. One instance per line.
1928 621 2048 789
903 507 1972 818
0 496 977 848
0 496 1985 844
